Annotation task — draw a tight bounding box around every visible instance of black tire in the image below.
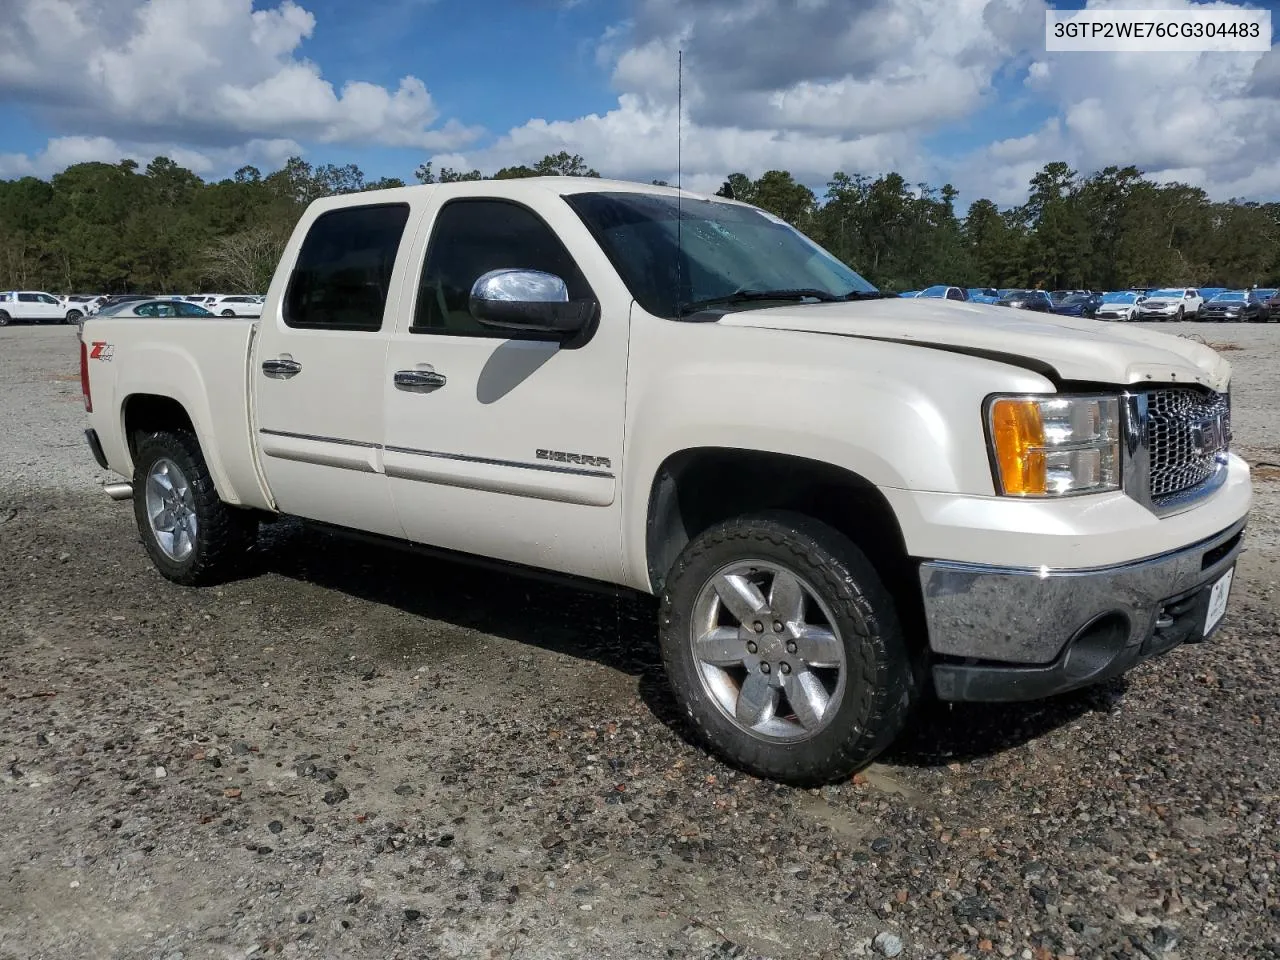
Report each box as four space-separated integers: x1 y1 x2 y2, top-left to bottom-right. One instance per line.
221 310 235 317
0 310 9 327
64 310 83 325
131 429 256 586
658 511 917 785
1175 306 1184 322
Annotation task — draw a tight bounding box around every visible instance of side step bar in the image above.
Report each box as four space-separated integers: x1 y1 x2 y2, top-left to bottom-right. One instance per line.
103 481 133 501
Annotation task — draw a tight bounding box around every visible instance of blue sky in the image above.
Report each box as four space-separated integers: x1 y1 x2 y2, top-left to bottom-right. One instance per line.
1 0 1278 206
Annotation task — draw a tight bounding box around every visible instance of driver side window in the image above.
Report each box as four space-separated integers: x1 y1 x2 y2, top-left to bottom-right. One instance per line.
412 199 591 337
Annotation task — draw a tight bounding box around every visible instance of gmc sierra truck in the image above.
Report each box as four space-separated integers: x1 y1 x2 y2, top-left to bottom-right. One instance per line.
80 178 1251 785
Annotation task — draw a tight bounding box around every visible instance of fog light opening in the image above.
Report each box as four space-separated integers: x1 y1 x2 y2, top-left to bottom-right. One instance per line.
1061 613 1130 680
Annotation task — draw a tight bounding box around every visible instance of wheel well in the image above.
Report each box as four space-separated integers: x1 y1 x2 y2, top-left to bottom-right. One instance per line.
646 448 925 649
123 394 195 462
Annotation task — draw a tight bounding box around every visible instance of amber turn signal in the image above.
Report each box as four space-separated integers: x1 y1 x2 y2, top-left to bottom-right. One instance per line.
989 398 1047 495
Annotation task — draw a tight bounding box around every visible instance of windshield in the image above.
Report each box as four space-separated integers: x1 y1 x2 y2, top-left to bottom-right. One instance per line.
1061 293 1091 305
1149 288 1185 298
564 191 877 318
1210 292 1246 301
1101 292 1137 303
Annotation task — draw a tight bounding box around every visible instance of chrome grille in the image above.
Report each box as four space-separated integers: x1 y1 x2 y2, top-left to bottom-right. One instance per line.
1145 387 1230 500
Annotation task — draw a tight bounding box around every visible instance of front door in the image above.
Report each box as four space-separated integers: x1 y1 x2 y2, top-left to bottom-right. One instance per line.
252 199 418 538
382 195 629 583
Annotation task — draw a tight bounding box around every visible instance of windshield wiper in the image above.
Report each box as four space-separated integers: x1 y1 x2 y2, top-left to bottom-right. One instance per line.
678 288 841 315
678 287 899 316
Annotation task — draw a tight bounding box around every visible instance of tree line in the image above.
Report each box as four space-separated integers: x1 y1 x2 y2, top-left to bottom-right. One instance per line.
0 151 1275 295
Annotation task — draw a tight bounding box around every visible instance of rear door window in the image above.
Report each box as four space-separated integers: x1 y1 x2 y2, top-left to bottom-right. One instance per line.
284 203 411 332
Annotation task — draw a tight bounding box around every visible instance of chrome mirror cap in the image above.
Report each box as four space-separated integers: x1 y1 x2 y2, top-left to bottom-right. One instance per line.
470 269 569 305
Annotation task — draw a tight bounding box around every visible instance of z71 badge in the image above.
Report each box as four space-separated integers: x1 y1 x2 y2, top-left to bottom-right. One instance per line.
89 341 114 361
536 449 611 469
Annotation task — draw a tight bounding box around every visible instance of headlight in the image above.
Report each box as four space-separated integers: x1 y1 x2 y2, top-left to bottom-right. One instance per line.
987 395 1121 497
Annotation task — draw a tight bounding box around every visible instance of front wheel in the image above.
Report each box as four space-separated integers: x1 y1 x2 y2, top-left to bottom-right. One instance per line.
0 310 10 327
1175 306 1184 321
659 512 917 785
132 429 256 586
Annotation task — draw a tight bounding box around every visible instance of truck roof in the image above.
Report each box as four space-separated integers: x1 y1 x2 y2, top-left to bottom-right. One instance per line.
304 176 739 214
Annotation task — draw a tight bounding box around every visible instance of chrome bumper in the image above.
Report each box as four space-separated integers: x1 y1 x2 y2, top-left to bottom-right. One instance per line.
919 519 1246 702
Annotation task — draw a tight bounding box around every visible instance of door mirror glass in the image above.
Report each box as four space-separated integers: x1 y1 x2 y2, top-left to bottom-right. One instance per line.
469 269 595 335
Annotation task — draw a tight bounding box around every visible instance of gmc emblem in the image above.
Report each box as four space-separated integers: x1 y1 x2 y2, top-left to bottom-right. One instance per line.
1191 415 1224 456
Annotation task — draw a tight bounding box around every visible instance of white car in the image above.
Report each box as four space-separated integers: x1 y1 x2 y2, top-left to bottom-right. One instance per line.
0 290 89 325
1094 292 1142 321
80 178 1250 785
210 295 264 318
1136 288 1203 321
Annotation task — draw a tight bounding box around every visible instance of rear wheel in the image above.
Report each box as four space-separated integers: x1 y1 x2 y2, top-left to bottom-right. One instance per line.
220 309 235 317
132 430 256 586
64 310 83 325
659 512 917 785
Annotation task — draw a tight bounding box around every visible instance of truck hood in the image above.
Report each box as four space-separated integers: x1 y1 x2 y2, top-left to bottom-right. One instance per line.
717 298 1230 392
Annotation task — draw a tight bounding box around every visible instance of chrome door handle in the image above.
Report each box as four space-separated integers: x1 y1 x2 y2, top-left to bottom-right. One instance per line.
394 369 447 393
262 358 302 379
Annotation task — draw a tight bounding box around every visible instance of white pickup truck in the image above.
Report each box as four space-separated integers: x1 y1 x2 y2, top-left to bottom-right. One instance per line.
0 290 87 325
80 178 1251 784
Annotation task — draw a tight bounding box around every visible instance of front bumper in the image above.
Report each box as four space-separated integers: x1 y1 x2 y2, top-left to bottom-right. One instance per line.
919 519 1245 702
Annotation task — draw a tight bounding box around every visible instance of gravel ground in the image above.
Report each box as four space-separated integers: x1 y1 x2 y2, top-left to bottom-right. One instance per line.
1 323 1278 960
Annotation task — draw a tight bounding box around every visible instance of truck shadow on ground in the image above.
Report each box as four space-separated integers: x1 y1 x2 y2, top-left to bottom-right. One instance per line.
260 520 1123 772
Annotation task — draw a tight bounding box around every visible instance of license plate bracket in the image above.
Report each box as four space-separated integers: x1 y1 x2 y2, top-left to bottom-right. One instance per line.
1203 567 1234 637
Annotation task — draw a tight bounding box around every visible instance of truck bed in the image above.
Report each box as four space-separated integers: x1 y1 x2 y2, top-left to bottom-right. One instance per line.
83 317 274 510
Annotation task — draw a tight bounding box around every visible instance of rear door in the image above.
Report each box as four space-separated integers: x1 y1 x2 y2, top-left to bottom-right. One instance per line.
381 192 630 582
252 198 419 538
16 293 48 321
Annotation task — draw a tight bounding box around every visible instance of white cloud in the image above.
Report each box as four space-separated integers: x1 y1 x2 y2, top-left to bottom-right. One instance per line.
0 0 481 166
951 0 1280 203
0 135 301 180
437 0 1280 208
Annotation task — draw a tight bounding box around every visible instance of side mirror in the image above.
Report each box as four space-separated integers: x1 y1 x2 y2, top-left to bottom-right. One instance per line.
469 269 596 335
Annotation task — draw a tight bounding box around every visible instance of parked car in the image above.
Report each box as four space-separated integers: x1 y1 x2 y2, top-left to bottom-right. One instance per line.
1199 291 1264 323
0 290 89 325
917 285 969 302
210 295 265 318
966 288 999 304
1261 289 1280 322
95 294 155 312
95 298 217 319
1095 292 1142 322
1051 292 1102 318
80 178 1250 785
1135 288 1203 321
995 289 1053 311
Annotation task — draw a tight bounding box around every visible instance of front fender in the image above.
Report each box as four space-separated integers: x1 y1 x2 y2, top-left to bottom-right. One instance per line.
620 318 1053 590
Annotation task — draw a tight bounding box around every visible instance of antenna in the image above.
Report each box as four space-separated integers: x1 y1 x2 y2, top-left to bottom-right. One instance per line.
676 49 683 314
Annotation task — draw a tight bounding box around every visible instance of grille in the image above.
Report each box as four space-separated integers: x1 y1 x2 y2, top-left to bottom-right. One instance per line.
1145 388 1230 500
